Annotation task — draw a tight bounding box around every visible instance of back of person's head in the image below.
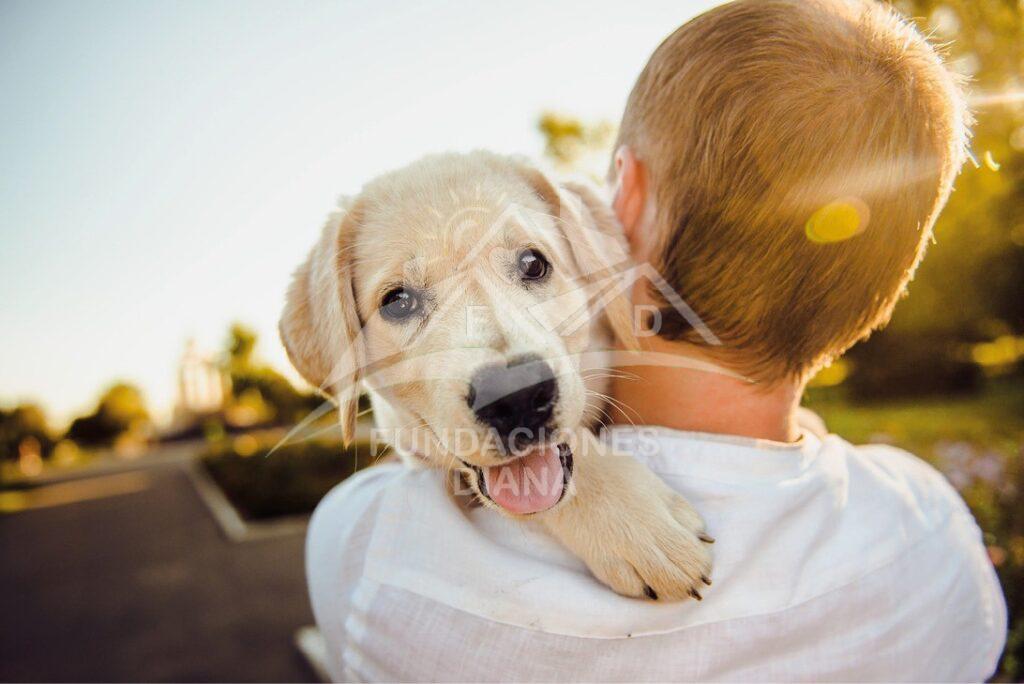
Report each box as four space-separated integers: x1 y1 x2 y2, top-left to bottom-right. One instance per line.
616 0 970 382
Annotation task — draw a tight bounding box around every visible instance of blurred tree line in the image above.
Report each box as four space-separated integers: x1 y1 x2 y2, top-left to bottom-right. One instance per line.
1 323 320 470
1 383 151 459
0 383 152 479
848 0 1024 399
539 0 1024 400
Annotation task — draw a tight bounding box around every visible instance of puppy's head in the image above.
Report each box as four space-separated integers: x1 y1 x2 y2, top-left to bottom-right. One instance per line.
281 152 633 514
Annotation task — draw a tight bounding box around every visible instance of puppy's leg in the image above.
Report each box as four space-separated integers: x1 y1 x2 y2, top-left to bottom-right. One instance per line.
537 430 713 601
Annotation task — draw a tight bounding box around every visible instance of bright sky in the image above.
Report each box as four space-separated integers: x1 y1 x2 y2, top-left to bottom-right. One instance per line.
0 0 717 425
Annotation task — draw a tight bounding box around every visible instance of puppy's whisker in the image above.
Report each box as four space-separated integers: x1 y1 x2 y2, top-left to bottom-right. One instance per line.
599 394 641 426
296 418 349 443
582 368 638 379
581 366 642 382
586 388 642 429
582 399 618 437
581 372 635 383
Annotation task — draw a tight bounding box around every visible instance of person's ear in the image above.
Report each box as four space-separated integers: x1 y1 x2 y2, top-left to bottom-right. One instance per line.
611 145 649 251
279 201 366 444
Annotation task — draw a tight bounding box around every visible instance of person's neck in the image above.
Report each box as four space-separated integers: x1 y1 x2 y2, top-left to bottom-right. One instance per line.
608 341 804 443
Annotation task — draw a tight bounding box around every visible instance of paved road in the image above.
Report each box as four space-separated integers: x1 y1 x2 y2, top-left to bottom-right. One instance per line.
0 463 318 683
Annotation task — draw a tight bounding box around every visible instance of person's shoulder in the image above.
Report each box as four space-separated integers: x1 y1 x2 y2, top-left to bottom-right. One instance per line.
830 435 1007 676
313 460 406 515
308 460 437 547
831 435 972 523
822 434 994 579
305 462 455 680
305 461 451 639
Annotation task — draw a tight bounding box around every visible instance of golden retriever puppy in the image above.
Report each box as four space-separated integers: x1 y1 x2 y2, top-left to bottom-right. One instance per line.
280 151 713 600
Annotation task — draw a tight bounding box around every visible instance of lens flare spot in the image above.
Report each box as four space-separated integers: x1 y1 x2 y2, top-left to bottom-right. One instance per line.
805 198 869 244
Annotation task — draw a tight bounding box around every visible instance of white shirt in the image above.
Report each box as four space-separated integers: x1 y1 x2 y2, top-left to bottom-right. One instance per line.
306 427 1006 682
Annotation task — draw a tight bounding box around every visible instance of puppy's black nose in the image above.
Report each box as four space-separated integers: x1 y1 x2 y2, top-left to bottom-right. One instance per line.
467 354 557 446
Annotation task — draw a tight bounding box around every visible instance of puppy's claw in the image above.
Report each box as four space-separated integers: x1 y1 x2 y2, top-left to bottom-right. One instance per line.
698 533 716 544
701 574 712 586
643 585 658 600
689 588 703 601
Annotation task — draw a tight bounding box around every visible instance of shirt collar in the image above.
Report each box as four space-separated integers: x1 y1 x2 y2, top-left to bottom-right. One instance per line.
604 424 821 481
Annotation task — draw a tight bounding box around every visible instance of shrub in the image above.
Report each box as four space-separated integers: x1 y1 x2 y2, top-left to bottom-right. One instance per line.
846 332 982 401
201 439 382 520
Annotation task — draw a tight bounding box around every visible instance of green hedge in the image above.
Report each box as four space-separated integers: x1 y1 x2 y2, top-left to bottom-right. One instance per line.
201 439 381 520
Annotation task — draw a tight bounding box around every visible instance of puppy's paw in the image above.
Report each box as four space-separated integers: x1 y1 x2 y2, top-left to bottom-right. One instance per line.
585 478 713 601
540 436 714 601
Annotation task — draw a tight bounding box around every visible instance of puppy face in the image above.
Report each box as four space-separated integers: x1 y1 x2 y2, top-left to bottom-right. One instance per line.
281 152 633 511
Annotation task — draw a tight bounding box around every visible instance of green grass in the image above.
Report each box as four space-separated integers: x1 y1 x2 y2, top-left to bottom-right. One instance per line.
804 378 1023 463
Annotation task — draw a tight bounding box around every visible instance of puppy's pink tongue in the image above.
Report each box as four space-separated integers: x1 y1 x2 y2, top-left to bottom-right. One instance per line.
484 444 564 515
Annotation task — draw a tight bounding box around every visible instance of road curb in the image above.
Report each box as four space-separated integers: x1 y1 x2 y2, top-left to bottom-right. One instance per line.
185 461 309 543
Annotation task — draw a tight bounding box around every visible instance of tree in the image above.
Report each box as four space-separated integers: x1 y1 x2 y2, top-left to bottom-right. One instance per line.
221 323 321 426
227 322 257 371
537 111 615 179
65 382 151 447
841 1 1024 396
0 404 53 461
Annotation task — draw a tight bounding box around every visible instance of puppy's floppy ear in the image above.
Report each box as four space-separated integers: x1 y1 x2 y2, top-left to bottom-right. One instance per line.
280 201 366 444
559 179 640 351
503 158 639 350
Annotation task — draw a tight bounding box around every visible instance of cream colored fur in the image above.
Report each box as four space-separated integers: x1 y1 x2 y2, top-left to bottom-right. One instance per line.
280 151 712 600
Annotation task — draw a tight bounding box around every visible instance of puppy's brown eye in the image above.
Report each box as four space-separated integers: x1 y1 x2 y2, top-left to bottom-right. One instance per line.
380 288 420 321
517 249 549 281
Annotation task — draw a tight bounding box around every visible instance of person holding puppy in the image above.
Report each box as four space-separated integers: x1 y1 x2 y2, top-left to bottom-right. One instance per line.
306 0 1006 679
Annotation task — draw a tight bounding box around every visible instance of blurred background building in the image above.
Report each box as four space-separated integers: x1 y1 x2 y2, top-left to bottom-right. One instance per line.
174 339 228 428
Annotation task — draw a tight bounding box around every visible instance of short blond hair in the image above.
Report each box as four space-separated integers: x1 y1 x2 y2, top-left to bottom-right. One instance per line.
617 0 969 382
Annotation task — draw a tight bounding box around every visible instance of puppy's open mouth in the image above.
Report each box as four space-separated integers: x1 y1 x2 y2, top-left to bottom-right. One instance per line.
463 443 573 516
